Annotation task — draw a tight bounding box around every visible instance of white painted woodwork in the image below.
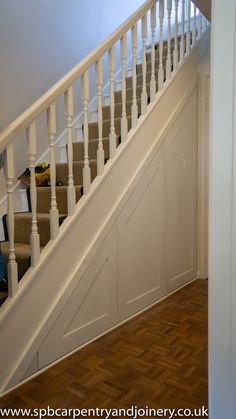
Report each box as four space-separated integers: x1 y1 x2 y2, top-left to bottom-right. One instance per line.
166 0 172 81
202 15 207 32
47 103 59 239
150 5 157 102
82 72 91 194
186 0 191 54
164 90 197 292
108 46 116 158
197 71 210 280
38 87 198 367
0 16 210 396
118 151 164 319
131 23 139 127
197 12 202 39
120 34 128 142
39 227 118 367
192 5 197 46
6 143 18 297
65 87 76 215
158 0 164 90
96 58 104 175
173 0 179 70
26 123 40 267
180 0 186 62
141 14 148 114
209 1 236 417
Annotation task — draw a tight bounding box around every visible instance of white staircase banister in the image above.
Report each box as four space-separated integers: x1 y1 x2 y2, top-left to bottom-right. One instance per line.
0 0 156 151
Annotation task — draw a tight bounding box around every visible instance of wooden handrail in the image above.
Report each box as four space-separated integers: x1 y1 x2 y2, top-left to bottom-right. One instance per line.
0 0 156 151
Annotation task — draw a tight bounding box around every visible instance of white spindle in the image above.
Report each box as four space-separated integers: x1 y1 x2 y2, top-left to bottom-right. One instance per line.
166 0 172 81
202 15 207 32
173 0 179 70
198 12 203 38
47 103 59 239
158 0 164 90
141 14 148 114
131 23 138 127
150 5 157 102
6 144 18 297
192 5 197 46
109 46 116 158
120 34 128 142
65 87 76 215
27 122 40 267
186 0 191 54
82 72 91 193
96 58 104 175
180 0 185 62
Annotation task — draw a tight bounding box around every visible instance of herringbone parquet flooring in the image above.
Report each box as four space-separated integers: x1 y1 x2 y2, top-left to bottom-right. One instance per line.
0 279 208 417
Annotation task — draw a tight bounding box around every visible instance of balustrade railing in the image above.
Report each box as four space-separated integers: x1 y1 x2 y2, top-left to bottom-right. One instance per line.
0 0 208 303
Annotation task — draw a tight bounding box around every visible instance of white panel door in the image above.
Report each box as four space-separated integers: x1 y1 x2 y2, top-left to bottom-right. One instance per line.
118 149 165 320
38 227 118 368
164 91 197 293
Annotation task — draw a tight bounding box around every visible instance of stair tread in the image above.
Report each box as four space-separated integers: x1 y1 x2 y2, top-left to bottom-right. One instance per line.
13 212 67 220
1 240 43 256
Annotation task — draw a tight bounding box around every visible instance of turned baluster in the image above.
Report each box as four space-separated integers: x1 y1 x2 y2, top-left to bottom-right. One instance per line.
198 12 203 38
120 34 128 142
47 103 59 239
96 58 104 175
173 0 179 70
180 0 186 62
150 5 157 102
6 144 18 297
65 87 76 215
192 4 197 46
109 46 116 157
158 0 164 90
202 15 207 32
141 14 148 114
166 0 172 81
82 72 91 193
186 0 191 54
27 122 40 267
131 23 138 127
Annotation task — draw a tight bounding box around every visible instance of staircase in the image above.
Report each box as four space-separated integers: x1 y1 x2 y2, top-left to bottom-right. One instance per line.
0 0 210 395
0 43 172 301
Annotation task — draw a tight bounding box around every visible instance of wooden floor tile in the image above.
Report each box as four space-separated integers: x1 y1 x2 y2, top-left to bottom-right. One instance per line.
0 279 208 413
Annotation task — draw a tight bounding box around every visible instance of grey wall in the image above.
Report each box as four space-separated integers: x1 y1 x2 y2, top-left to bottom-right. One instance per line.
0 0 143 129
0 0 143 201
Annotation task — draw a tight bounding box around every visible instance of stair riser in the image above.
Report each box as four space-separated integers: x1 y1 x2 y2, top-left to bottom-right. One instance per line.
125 71 159 89
1 247 30 279
56 161 97 186
73 137 120 161
102 100 141 121
88 117 132 140
36 187 82 214
13 216 52 247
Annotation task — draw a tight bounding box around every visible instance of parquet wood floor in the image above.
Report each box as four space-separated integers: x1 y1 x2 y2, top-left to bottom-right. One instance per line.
0 279 208 417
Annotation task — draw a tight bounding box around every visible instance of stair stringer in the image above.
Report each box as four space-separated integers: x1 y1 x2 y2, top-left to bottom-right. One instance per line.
0 29 210 395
